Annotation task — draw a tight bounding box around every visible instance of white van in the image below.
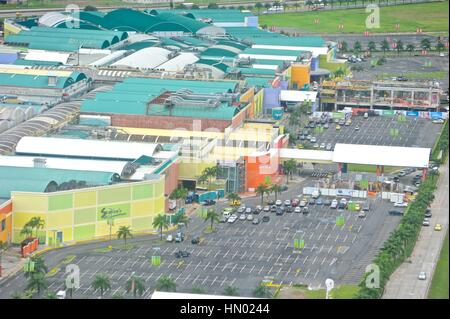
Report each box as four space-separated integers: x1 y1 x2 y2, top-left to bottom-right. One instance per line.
222 210 231 218
311 190 321 199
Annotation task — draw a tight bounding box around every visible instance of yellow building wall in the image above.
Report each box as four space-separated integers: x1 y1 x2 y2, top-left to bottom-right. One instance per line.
290 64 311 90
178 160 215 181
11 179 166 245
3 21 22 37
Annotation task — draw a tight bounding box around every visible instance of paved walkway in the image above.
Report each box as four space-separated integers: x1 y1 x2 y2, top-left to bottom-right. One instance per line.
383 159 449 299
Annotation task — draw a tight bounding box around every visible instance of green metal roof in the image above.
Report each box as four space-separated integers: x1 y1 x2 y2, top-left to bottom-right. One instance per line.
251 36 326 47
253 59 285 67
0 166 119 198
0 71 89 89
151 9 254 23
238 68 276 76
195 59 229 73
201 47 238 58
242 47 304 57
80 77 240 119
225 27 284 40
76 8 210 34
216 40 248 51
245 77 273 88
5 26 127 51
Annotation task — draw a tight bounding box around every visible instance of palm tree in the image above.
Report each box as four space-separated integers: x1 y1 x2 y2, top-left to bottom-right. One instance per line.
380 39 390 55
223 285 240 296
283 159 297 183
27 272 48 296
253 282 272 298
255 183 268 205
117 226 132 247
11 292 23 299
270 184 282 201
367 41 377 52
395 40 404 55
153 214 170 241
420 38 431 51
156 275 176 292
306 0 314 9
126 275 145 298
264 3 271 11
91 273 111 298
20 226 33 240
294 1 300 11
406 43 415 56
340 41 348 53
204 208 220 231
25 255 48 279
28 217 44 239
226 192 241 205
353 41 362 54
255 2 263 15
436 41 445 54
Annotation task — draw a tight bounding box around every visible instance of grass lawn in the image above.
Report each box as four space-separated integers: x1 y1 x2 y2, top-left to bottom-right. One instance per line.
301 285 359 299
319 54 348 73
347 164 399 173
428 231 449 299
259 2 449 33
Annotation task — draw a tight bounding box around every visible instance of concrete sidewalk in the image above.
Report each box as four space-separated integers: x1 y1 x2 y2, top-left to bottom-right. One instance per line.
0 248 25 282
383 159 449 299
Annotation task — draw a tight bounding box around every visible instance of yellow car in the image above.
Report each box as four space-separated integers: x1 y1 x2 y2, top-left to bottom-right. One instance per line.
434 224 442 231
230 200 241 206
354 203 361 211
336 125 341 130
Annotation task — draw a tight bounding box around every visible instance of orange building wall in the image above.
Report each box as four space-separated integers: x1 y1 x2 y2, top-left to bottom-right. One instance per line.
0 201 13 243
290 64 311 90
244 151 280 191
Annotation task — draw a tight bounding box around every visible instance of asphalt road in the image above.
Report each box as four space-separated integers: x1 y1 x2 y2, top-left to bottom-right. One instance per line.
383 159 449 299
0 176 404 298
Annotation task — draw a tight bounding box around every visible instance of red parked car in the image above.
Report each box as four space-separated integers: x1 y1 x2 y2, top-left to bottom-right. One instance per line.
292 199 300 207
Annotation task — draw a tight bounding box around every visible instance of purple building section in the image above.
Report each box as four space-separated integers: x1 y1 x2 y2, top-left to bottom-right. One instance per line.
263 87 281 112
279 80 288 90
0 52 18 64
245 16 259 27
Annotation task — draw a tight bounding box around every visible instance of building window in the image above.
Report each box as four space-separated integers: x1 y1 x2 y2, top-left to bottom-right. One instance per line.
1 219 5 232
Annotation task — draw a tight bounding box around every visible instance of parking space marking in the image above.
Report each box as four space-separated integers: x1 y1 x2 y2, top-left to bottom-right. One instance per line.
182 273 191 284
211 276 218 287
240 264 246 273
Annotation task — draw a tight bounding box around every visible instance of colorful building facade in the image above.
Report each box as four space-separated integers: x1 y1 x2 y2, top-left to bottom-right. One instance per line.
11 178 165 245
0 200 12 244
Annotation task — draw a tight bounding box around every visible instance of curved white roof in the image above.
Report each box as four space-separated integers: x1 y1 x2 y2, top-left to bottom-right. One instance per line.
332 144 430 168
156 53 198 72
0 155 128 174
38 12 78 28
25 50 71 64
111 47 171 69
16 136 163 161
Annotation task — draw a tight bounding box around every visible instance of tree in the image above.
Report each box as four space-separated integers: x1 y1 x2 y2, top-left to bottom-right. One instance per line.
380 39 390 55
91 274 111 298
395 40 404 55
207 3 219 9
27 272 48 296
238 5 245 11
11 292 23 299
353 41 362 54
436 41 445 54
367 41 377 52
255 183 268 205
255 2 263 14
270 184 282 201
264 3 272 10
25 255 48 279
153 214 170 241
247 5 254 10
420 38 431 51
201 166 218 188
156 275 176 292
84 5 98 11
204 208 220 231
227 192 241 204
126 275 145 298
191 286 204 294
340 41 348 53
20 226 33 240
283 159 297 183
117 226 132 247
294 1 300 11
306 0 314 9
46 291 57 299
223 285 239 296
253 282 272 298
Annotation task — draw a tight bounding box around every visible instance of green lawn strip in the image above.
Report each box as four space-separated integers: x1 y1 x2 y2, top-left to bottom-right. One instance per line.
347 164 399 173
428 231 449 299
302 285 359 299
259 2 449 33
319 54 348 73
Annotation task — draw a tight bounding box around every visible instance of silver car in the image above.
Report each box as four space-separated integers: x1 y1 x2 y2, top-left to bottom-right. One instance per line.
239 214 247 221
247 214 254 221
326 143 332 151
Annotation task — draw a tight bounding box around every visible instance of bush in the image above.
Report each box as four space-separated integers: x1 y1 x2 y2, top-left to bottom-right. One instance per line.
84 5 98 11
431 120 449 163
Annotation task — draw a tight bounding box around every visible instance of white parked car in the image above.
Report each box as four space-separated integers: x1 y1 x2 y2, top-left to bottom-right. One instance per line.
275 200 282 206
166 234 173 242
320 143 326 148
394 202 408 207
418 271 427 280
239 214 247 221
294 207 302 213
228 215 237 223
263 206 270 212
246 214 254 221
284 199 291 206
330 199 338 209
299 200 307 207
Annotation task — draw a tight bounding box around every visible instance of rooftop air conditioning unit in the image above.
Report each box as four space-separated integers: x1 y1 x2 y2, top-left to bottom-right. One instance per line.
33 157 47 168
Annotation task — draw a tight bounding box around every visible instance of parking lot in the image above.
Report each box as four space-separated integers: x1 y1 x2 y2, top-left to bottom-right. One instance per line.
13 193 404 299
300 115 442 149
